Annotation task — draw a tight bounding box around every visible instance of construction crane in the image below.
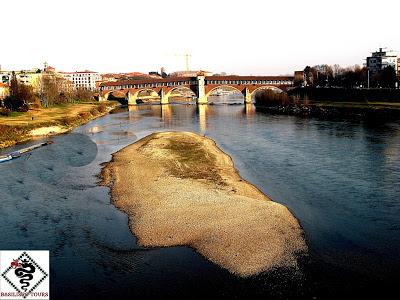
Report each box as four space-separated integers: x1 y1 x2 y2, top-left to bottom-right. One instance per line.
173 53 191 72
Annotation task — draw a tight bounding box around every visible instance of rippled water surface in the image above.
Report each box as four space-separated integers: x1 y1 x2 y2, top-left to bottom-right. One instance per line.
1 103 399 299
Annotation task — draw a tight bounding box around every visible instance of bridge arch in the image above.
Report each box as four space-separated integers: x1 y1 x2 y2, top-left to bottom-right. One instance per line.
205 85 246 104
251 85 283 95
100 89 131 102
164 86 196 103
127 88 161 105
206 85 243 97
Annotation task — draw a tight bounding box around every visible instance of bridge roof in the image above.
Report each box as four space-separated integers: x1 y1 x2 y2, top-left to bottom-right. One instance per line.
206 75 294 81
100 77 191 87
99 75 294 87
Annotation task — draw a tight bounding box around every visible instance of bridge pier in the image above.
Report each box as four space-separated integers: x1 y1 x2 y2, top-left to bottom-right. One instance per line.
160 89 169 105
196 74 208 104
127 91 137 105
197 96 208 104
243 87 252 104
99 94 108 102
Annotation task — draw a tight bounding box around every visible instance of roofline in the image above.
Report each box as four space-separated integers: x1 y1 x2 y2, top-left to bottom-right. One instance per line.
100 75 294 87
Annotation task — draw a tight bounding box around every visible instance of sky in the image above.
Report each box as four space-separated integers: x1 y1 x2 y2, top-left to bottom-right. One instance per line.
1 0 399 75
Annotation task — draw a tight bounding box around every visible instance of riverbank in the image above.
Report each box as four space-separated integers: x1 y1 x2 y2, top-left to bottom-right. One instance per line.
100 131 307 277
0 101 119 149
255 101 400 120
289 87 400 103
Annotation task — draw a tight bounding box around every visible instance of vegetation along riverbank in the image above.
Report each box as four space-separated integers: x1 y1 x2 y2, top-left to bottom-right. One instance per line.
0 101 118 149
255 89 400 120
100 131 307 277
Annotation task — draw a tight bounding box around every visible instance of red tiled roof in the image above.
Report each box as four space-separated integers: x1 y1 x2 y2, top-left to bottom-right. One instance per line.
100 75 294 87
206 75 294 81
76 70 97 73
60 70 98 74
100 77 192 87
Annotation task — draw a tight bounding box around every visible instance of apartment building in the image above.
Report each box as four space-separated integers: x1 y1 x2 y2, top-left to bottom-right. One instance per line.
366 48 398 75
60 71 101 90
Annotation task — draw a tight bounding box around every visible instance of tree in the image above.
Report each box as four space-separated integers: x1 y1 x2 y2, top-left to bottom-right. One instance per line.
4 72 33 111
9 72 18 97
72 88 95 102
377 66 397 88
332 64 341 78
39 74 67 106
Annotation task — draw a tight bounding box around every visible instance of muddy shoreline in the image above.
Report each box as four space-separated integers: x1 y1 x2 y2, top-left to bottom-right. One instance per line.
101 131 307 277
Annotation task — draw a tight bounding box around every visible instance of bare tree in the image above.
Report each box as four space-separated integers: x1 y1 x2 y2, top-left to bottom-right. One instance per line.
39 74 67 106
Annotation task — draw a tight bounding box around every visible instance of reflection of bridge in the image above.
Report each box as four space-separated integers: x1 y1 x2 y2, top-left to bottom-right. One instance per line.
99 74 294 105
127 103 255 133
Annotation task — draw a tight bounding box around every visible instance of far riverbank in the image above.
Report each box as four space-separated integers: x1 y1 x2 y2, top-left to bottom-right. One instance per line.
254 101 400 120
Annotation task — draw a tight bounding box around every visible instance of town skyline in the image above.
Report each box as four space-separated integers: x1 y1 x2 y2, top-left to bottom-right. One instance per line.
1 0 400 75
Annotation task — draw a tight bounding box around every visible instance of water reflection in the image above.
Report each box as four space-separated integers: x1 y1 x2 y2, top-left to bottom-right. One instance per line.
243 103 255 116
197 104 208 134
161 104 172 124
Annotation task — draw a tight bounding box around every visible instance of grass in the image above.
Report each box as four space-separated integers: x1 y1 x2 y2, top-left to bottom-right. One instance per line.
309 101 400 110
140 134 225 185
0 101 118 148
0 102 115 126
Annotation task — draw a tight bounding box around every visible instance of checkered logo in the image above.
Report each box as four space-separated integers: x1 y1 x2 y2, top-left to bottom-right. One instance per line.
0 251 49 300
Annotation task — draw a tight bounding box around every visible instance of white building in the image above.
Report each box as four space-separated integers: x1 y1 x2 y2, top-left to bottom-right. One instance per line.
366 48 399 75
60 71 101 90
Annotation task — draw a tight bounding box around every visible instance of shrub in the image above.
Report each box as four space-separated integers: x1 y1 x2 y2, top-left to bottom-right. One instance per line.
31 96 42 109
73 88 95 102
0 108 12 116
17 103 29 112
97 103 108 113
78 111 91 119
90 107 100 116
60 116 77 127
254 90 294 107
3 95 24 111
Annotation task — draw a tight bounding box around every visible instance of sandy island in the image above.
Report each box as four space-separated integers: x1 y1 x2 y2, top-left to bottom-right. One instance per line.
101 131 307 277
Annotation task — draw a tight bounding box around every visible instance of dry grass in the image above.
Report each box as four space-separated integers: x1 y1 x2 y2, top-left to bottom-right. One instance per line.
101 132 307 277
0 102 118 149
139 135 224 184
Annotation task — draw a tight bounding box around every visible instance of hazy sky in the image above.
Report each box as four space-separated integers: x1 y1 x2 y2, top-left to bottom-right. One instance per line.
1 0 399 75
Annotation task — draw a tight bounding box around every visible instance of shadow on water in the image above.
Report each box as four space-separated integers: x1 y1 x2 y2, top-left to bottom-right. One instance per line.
0 103 399 299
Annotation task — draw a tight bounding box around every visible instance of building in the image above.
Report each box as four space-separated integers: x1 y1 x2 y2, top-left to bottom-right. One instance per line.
0 69 42 92
16 70 42 91
0 72 10 84
60 71 101 90
366 48 399 75
97 72 159 89
398 57 400 77
0 82 9 100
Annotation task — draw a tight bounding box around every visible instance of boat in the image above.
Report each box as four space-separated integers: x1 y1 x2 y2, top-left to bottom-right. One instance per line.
0 155 12 163
18 141 53 154
0 141 54 163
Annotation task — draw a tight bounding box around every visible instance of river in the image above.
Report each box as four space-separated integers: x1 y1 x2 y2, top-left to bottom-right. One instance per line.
0 101 399 299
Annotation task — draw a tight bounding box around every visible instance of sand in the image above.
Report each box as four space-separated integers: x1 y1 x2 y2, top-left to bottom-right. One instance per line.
101 131 307 277
29 126 67 136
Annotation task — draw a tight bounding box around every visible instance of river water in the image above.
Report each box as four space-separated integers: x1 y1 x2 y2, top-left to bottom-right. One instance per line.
0 102 399 299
